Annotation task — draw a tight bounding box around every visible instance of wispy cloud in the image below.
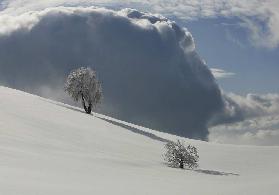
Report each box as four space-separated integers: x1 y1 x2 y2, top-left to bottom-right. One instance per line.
210 68 235 79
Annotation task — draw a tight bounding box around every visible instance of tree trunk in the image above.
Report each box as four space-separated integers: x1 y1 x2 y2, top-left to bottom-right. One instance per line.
81 94 91 114
179 160 184 169
86 103 92 114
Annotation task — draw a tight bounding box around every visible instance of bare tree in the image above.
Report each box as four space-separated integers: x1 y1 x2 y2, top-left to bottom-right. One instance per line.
65 67 102 114
164 140 199 169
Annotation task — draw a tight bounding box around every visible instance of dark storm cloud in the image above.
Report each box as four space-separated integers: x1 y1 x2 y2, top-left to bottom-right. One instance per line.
0 7 224 139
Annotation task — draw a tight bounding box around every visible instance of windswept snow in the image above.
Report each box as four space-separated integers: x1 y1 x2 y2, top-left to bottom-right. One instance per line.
0 86 278 194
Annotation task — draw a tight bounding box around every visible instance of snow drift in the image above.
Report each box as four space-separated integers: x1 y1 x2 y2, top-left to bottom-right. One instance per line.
0 86 278 195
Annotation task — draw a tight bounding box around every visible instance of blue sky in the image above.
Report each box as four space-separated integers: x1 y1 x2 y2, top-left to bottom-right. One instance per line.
184 17 279 94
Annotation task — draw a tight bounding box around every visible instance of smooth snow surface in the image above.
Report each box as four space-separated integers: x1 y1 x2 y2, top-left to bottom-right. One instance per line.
0 86 278 195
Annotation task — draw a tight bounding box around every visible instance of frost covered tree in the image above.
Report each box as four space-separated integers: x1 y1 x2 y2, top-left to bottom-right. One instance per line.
65 67 102 114
164 140 199 169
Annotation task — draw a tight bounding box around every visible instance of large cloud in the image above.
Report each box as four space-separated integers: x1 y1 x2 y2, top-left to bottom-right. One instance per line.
0 7 223 139
2 0 279 49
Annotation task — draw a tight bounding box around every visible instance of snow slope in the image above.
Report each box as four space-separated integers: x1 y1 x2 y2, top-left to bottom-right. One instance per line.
0 86 278 195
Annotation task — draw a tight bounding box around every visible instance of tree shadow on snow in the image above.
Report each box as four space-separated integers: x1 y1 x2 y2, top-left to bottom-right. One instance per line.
98 117 170 143
194 169 239 176
42 99 168 144
40 99 240 177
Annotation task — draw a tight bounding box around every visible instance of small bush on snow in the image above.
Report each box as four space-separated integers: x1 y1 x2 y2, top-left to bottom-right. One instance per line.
164 140 199 169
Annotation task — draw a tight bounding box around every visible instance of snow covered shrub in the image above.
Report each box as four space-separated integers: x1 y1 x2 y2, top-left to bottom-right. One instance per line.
65 67 102 114
164 140 199 169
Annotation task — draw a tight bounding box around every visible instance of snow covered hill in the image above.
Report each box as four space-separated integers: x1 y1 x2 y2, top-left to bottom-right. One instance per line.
0 86 278 195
